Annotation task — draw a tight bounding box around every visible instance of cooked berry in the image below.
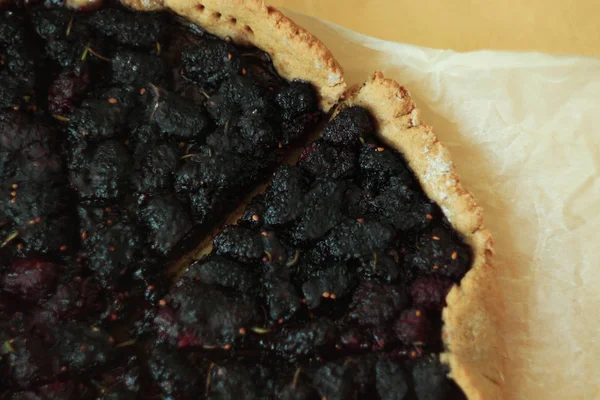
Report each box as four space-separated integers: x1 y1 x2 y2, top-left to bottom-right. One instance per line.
123 118 151 151
146 343 201 398
243 52 283 89
358 145 414 192
206 110 278 158
111 50 166 85
203 90 234 126
137 196 192 255
174 150 263 223
394 308 431 346
48 68 90 115
181 39 241 85
4 183 77 254
349 282 408 326
68 100 128 141
0 72 27 110
263 278 301 321
50 321 117 374
319 218 395 260
69 140 132 202
298 139 357 179
10 142 64 184
375 358 409 400
240 193 267 227
213 225 264 263
0 10 25 46
4 43 36 88
0 111 50 153
2 258 58 302
4 321 116 389
0 311 28 345
219 74 272 113
206 363 258 400
131 143 179 194
276 80 319 120
271 318 337 357
156 282 261 346
30 6 72 40
263 232 290 265
312 361 357 400
175 151 261 210
186 255 255 293
281 113 320 146
262 165 309 226
87 8 165 48
291 180 345 244
97 357 140 400
350 355 378 396
357 253 403 283
4 335 56 388
362 177 435 231
92 86 139 111
43 37 90 68
150 86 210 140
301 262 354 309
78 205 142 285
410 276 454 311
322 106 374 147
32 275 105 325
407 227 471 280
412 356 451 400
339 328 371 350
0 153 14 187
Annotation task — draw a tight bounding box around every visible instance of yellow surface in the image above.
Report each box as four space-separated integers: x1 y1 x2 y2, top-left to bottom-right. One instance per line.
269 0 600 57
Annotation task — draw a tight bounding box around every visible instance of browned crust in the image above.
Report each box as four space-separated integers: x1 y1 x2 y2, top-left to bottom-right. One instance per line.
119 0 345 111
341 72 505 400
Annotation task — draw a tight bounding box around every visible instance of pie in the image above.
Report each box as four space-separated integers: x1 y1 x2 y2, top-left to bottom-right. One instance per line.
0 0 503 399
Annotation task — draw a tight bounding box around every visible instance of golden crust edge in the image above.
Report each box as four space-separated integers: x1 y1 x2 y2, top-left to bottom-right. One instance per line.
119 0 346 111
341 72 505 400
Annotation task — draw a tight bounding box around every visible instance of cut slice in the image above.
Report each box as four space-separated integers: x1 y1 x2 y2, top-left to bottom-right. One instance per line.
341 73 503 399
0 3 329 394
147 104 495 399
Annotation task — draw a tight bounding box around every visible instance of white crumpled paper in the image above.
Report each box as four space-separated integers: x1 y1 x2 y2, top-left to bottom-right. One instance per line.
283 9 600 400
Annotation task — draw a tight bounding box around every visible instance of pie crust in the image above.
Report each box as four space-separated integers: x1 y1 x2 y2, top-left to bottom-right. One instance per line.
109 0 504 398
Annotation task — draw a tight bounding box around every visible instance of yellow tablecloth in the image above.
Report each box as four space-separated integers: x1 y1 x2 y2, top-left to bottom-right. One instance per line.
269 0 600 57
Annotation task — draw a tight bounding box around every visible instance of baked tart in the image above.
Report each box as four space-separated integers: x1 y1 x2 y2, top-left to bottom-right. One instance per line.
0 0 503 399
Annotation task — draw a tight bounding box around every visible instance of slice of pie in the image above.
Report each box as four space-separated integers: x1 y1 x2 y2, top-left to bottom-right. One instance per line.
0 0 503 399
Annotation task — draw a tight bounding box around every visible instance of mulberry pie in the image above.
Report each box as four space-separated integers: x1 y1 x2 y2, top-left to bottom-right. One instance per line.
0 0 503 399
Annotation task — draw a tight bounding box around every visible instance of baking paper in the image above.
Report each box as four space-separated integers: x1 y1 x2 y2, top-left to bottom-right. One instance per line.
282 9 600 400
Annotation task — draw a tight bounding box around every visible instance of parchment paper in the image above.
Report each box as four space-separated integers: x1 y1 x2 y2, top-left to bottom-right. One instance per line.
282 9 600 400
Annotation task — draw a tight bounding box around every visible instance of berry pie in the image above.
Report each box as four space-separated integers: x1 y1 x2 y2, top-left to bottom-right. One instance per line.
0 0 503 399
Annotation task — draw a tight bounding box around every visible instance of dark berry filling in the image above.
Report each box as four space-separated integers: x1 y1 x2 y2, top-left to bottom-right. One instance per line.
142 107 472 399
0 2 469 399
